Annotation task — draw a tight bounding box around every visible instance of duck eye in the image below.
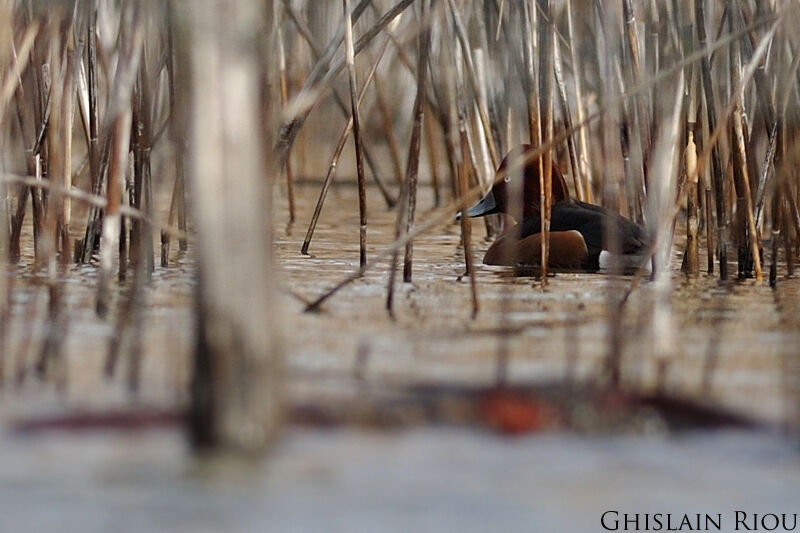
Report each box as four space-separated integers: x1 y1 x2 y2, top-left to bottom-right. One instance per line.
504 176 511 183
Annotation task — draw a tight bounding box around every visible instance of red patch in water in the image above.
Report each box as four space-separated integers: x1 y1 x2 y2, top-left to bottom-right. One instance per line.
480 389 559 435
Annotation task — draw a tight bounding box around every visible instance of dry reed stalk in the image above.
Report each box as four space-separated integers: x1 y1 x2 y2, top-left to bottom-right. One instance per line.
685 107 701 275
445 0 498 169
731 104 762 281
401 0 434 283
475 4 506 159
457 109 478 319
622 0 652 163
35 13 72 375
754 121 779 229
280 0 396 208
107 13 161 386
277 10 296 223
727 11 761 281
553 32 584 201
0 4 10 374
163 3 188 263
7 22 41 262
182 0 282 453
277 0 413 162
452 20 478 318
696 0 729 279
770 120 783 288
300 33 393 256
522 1 539 159
566 0 593 202
343 0 368 269
96 2 143 316
473 48 495 188
78 2 103 263
538 0 554 283
615 58 641 223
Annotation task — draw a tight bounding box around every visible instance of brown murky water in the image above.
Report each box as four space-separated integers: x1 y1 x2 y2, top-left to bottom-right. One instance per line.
278 182 800 427
3 181 800 531
3 181 800 428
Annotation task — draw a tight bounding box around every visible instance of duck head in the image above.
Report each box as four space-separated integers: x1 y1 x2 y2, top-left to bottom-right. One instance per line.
465 144 570 220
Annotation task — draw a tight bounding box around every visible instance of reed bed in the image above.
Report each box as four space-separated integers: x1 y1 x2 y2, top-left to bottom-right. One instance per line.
2 0 800 452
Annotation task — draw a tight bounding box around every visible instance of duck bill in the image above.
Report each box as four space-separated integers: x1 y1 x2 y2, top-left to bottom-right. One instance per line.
464 190 498 218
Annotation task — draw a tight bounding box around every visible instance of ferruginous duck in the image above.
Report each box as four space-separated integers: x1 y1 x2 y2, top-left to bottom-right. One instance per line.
465 145 648 271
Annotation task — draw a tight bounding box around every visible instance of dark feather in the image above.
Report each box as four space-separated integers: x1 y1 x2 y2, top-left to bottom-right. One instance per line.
516 201 647 260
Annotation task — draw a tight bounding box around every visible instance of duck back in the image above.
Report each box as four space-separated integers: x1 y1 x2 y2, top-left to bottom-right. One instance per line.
516 201 647 267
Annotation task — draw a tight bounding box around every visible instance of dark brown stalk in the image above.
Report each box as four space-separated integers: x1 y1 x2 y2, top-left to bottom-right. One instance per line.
453 14 478 318
696 0 729 280
402 0 433 283
770 117 783 288
457 110 478 318
7 23 40 262
731 103 762 281
538 0 554 283
300 34 392 256
79 1 103 263
343 0 367 269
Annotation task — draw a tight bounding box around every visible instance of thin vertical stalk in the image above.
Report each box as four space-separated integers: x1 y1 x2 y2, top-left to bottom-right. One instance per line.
79 1 103 263
696 0 729 279
685 117 700 275
770 117 783 288
553 34 583 201
538 0 554 283
732 104 762 281
566 0 593 202
343 0 367 269
402 0 433 283
277 14 296 223
300 33 393 256
445 0 499 169
457 106 478 318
